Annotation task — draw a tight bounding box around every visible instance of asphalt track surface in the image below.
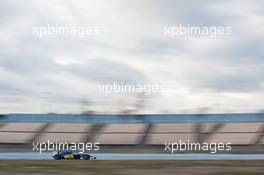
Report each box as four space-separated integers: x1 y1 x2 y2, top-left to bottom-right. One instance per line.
0 153 264 160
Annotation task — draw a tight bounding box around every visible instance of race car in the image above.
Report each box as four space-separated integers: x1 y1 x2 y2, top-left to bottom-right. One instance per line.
52 151 96 160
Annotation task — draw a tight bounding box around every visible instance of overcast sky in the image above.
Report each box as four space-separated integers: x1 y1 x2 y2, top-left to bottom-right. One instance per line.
0 0 264 114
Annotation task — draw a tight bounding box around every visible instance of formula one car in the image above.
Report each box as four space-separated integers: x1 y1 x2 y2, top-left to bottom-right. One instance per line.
52 151 96 160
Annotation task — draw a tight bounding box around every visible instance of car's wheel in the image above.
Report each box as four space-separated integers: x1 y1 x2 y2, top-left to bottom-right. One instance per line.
83 155 89 160
53 154 60 160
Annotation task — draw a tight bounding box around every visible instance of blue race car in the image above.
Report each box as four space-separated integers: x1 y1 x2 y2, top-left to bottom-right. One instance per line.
52 151 96 160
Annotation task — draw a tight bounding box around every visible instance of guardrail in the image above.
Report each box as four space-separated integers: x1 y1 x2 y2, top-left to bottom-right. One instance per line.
0 114 263 146
0 123 263 146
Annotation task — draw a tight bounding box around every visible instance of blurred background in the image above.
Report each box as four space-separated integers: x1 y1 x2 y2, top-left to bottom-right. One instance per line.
0 0 264 115
0 0 264 174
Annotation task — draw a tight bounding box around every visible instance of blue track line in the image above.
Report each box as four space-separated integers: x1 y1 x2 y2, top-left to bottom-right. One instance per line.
1 113 264 123
0 153 264 160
